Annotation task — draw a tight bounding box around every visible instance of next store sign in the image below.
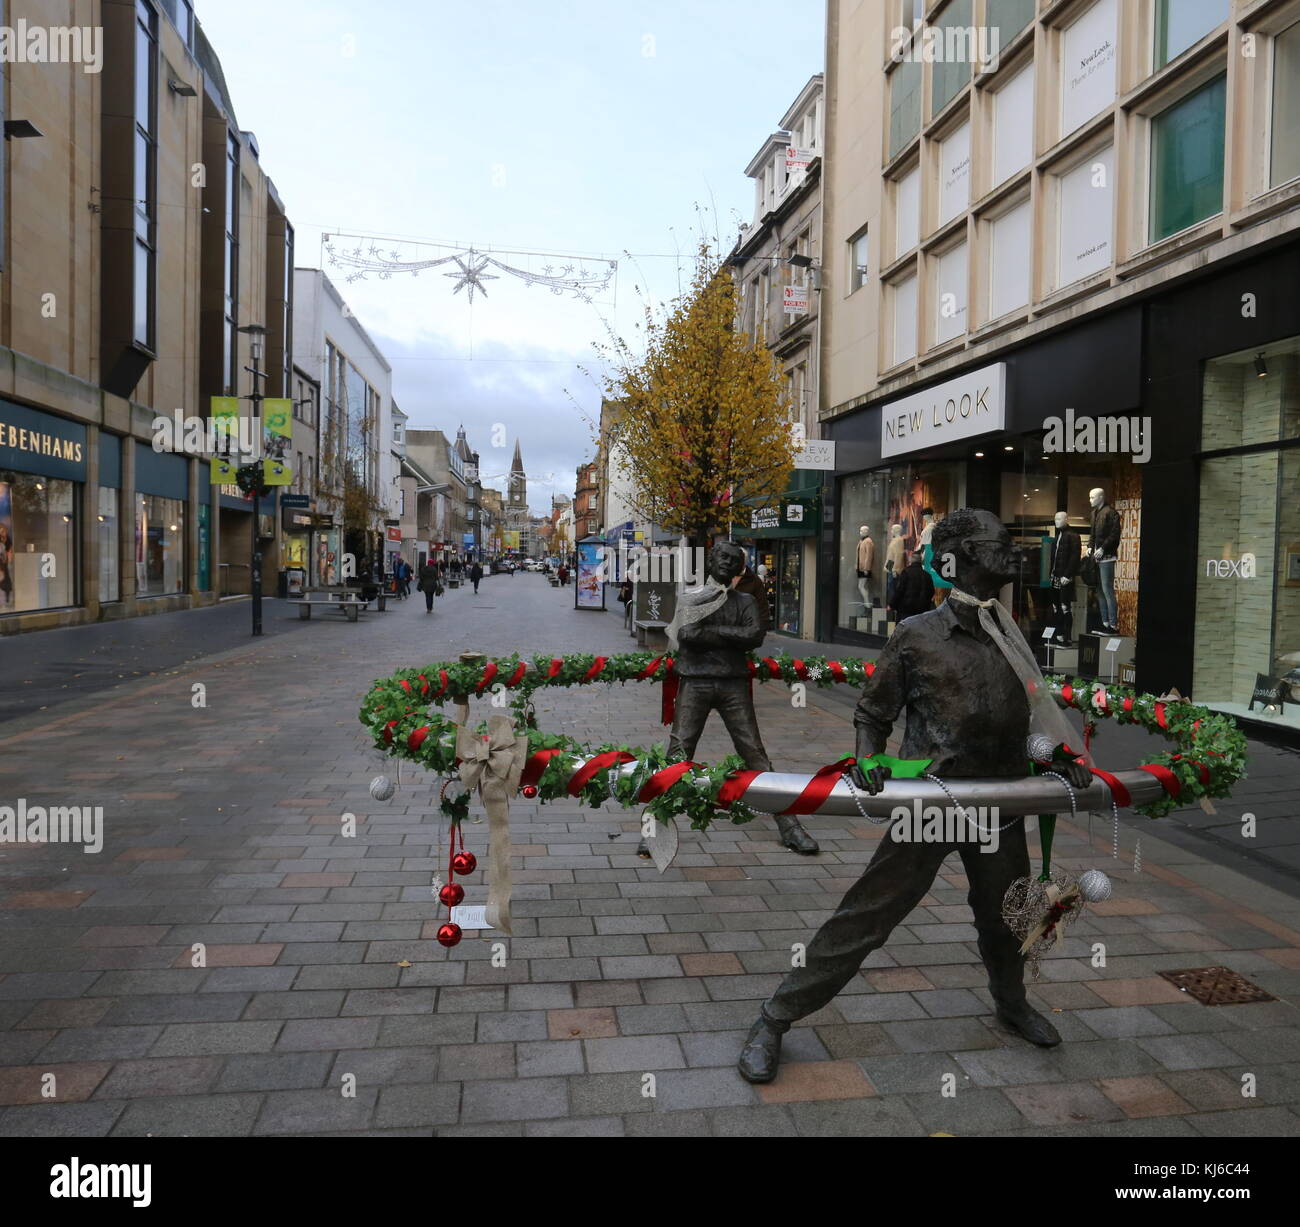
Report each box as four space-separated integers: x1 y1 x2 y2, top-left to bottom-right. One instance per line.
881 362 1006 458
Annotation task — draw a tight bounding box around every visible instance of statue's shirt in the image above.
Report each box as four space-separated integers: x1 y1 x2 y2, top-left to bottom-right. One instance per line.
855 600 1030 777
674 590 765 679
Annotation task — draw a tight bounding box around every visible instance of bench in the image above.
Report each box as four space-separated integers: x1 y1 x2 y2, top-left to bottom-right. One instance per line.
297 589 365 622
635 619 669 651
548 575 560 587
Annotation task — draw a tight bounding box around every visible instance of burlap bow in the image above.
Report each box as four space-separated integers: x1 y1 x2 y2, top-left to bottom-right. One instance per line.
455 715 528 935
1018 879 1082 956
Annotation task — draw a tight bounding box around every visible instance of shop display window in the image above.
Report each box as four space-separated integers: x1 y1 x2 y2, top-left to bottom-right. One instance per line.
1194 338 1300 728
135 495 185 597
0 473 78 614
98 487 120 603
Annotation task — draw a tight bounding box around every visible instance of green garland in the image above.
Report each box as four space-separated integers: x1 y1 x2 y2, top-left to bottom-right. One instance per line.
359 653 1247 827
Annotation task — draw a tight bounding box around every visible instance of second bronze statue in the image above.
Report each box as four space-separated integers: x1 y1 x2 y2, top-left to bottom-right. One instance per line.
638 540 818 857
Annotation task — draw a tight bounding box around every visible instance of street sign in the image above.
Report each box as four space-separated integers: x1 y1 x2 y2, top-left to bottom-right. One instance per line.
281 494 310 508
794 439 836 469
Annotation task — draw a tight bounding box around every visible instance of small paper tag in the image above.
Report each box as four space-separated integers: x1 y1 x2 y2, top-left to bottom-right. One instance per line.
1105 638 1121 652
451 904 490 930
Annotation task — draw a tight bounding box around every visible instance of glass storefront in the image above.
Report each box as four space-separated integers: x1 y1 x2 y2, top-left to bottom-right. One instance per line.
98 486 120 603
0 473 78 613
1194 337 1300 729
777 539 802 635
837 460 964 634
135 495 185 597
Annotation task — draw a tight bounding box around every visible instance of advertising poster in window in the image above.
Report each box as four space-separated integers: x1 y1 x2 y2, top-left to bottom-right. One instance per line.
0 484 12 611
575 541 605 609
1113 465 1142 639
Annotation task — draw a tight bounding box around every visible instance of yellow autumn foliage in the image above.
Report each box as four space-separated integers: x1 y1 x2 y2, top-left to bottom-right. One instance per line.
600 244 796 545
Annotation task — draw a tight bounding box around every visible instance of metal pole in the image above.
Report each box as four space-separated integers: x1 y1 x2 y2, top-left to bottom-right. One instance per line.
251 488 262 636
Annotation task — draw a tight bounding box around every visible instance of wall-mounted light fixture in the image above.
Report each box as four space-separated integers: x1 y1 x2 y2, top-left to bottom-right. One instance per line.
1255 352 1268 378
168 80 198 97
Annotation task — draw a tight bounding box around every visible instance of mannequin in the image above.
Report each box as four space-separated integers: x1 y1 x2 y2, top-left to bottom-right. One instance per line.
1049 511 1081 645
1089 487 1120 634
856 526 875 607
919 507 952 592
885 524 906 611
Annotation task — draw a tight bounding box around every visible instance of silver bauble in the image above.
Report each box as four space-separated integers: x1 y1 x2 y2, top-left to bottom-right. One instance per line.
1026 733 1055 765
369 775 396 801
1078 868 1113 902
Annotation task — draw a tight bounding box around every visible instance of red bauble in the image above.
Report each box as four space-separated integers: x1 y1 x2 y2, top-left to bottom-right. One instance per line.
522 785 538 798
436 922 462 947
451 851 477 876
438 882 464 907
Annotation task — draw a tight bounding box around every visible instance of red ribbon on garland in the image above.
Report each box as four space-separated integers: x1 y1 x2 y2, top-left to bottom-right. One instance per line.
399 679 412 694
747 660 758 678
637 761 698 802
519 748 563 790
566 750 636 796
715 770 761 809
1061 684 1074 705
1154 702 1167 730
779 757 856 816
828 661 845 683
418 674 430 697
583 657 608 682
865 662 876 678
547 658 564 678
475 662 499 693
407 726 431 752
1170 754 1210 786
1136 762 1180 798
793 659 810 681
506 662 528 688
383 720 398 746
634 656 664 680
761 656 782 679
433 669 450 698
661 664 678 726
1089 766 1132 808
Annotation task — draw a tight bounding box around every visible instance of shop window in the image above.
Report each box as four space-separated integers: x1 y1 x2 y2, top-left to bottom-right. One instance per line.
889 60 922 158
1055 145 1113 289
938 120 971 228
1195 339 1300 729
837 463 964 635
1155 0 1228 69
895 166 920 258
988 0 1035 43
992 64 1034 189
1149 74 1225 244
933 241 968 344
892 273 918 364
0 474 78 613
777 540 802 636
135 495 185 597
98 487 120 603
989 199 1031 320
1271 19 1300 189
1060 0 1117 138
931 0 974 116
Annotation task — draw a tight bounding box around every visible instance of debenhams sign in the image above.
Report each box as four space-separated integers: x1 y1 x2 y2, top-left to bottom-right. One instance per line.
880 362 1006 458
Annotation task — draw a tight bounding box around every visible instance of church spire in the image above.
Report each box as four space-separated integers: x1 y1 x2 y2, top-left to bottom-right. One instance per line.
511 439 524 475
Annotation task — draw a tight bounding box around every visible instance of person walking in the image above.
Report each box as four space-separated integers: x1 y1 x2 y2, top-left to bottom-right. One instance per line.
889 551 935 623
557 564 569 587
417 560 441 613
469 561 483 594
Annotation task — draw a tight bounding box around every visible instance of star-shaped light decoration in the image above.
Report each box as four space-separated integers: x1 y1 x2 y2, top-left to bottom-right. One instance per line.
443 251 499 303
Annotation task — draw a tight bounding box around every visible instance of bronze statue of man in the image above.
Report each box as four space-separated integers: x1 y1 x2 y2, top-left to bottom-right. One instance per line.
738 508 1091 1082
655 539 817 856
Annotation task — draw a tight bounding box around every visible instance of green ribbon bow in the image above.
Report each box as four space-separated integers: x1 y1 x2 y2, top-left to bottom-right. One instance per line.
856 753 933 779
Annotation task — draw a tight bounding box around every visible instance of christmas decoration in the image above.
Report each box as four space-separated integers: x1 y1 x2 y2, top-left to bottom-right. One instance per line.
322 232 616 304
452 850 477 876
1078 868 1113 902
369 775 396 801
438 882 464 907
1001 871 1086 976
436 922 462 948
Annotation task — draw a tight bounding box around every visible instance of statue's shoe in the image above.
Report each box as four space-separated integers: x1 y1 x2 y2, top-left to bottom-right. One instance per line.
995 1005 1062 1047
776 815 819 855
737 1015 787 1083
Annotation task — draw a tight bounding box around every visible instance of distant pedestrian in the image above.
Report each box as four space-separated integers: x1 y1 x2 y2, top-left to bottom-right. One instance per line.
469 562 483 593
557 565 569 587
418 561 441 613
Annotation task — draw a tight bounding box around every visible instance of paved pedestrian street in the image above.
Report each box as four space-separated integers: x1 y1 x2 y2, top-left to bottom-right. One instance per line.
1 574 1298 1138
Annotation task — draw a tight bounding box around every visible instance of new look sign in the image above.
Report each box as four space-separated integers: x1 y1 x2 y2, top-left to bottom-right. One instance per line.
880 363 1006 459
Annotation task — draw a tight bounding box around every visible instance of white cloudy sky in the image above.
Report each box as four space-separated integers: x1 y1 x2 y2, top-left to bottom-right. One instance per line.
197 0 824 512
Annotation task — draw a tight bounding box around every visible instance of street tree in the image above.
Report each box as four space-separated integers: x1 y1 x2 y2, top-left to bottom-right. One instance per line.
599 244 797 548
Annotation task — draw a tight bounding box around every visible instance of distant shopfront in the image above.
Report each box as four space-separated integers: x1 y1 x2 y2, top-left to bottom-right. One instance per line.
0 400 86 617
821 239 1300 737
743 475 820 637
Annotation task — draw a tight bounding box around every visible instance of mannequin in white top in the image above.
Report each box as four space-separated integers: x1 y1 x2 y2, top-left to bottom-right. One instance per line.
856 526 875 606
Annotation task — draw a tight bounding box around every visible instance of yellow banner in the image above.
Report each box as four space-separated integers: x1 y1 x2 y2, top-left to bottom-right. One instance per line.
210 455 236 483
210 396 240 441
262 457 293 486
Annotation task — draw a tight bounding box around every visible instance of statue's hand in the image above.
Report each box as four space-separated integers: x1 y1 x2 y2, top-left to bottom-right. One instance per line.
1064 757 1092 790
850 761 891 794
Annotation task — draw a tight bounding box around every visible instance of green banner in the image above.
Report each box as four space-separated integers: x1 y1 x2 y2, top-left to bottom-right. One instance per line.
262 398 292 462
210 396 240 443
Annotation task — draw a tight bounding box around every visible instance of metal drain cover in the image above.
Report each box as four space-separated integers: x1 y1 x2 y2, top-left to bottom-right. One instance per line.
1158 966 1276 1006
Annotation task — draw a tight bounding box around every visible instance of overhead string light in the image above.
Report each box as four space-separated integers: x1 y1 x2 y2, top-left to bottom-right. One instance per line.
322 232 617 304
